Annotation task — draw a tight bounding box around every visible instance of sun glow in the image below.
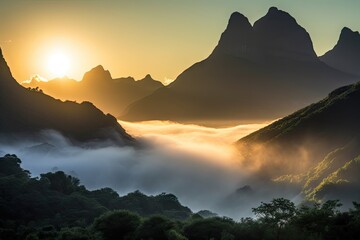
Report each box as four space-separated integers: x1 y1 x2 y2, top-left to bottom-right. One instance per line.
46 50 71 77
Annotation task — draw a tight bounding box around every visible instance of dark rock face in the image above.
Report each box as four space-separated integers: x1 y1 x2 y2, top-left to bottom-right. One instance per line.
213 7 318 61
212 12 253 58
0 48 135 146
321 27 360 76
122 7 356 123
0 48 19 89
252 7 318 61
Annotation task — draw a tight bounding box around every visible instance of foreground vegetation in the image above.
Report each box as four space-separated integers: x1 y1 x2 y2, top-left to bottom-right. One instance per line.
1 154 359 240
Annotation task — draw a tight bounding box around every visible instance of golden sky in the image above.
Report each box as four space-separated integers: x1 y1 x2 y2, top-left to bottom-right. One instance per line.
0 0 359 83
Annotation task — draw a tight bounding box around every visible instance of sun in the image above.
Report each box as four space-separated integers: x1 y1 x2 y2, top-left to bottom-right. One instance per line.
46 50 71 77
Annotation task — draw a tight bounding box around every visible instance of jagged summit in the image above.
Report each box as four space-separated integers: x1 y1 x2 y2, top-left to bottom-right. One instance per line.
212 11 252 57
265 6 294 22
212 7 317 61
82 65 112 82
122 8 356 123
339 27 360 45
141 74 154 81
253 7 317 61
227 12 250 29
321 27 360 76
137 74 163 90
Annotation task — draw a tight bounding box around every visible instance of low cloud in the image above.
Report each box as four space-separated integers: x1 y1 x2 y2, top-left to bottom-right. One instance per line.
164 77 174 85
0 121 301 219
21 74 49 84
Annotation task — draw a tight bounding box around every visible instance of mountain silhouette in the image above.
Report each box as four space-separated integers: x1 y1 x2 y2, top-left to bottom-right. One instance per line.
82 65 112 83
0 48 134 146
320 27 360 76
122 7 356 124
238 81 360 204
23 66 163 116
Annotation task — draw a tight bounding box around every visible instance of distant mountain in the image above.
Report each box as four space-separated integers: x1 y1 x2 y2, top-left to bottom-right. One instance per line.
0 48 135 146
22 66 163 116
320 27 360 76
122 7 356 124
238 81 360 204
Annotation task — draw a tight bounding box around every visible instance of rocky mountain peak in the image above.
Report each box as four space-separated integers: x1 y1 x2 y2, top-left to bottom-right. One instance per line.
338 27 360 47
320 27 360 76
212 11 253 57
253 7 317 61
142 74 153 81
82 65 112 82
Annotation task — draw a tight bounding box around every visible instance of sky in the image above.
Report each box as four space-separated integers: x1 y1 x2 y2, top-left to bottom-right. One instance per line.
0 0 359 83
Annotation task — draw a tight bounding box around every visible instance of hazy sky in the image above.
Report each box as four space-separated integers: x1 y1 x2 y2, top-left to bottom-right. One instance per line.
0 0 359 83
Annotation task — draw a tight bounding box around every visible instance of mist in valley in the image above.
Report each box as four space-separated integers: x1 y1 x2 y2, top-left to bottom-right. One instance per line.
0 120 302 219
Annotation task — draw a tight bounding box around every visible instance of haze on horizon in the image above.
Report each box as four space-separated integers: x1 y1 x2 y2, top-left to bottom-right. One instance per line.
0 120 274 219
0 0 359 83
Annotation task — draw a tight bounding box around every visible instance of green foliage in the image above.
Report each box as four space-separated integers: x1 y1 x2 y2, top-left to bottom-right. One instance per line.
56 227 97 240
252 198 296 226
252 198 296 240
232 218 266 240
136 215 175 240
166 229 188 240
183 217 234 240
2 154 360 240
116 191 192 220
0 154 192 239
294 200 342 239
40 171 80 195
93 210 141 240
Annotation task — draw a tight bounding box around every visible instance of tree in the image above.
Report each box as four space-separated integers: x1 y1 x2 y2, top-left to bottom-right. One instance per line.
232 218 265 240
57 227 98 240
166 229 188 240
294 200 342 239
252 198 296 240
40 171 80 195
183 217 234 240
136 215 175 240
92 210 141 240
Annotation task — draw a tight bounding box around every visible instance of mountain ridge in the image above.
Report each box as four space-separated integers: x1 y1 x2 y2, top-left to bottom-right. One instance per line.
122 7 356 123
0 48 135 146
22 66 164 116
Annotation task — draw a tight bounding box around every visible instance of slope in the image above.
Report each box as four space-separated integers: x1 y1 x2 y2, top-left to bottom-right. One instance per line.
238 81 360 203
0 48 135 146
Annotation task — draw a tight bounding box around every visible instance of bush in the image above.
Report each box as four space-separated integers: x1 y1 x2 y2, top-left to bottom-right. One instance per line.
92 210 141 240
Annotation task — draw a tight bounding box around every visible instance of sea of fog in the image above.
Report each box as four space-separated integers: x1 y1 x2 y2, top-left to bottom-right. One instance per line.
0 120 301 219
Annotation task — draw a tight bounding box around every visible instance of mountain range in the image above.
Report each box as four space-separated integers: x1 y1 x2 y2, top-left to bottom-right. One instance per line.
22 66 163 117
238 81 360 204
122 7 358 124
0 48 135 146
